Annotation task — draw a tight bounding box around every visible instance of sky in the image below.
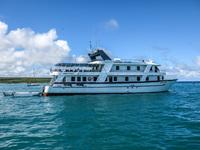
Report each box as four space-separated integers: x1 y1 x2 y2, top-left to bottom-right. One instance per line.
0 0 200 81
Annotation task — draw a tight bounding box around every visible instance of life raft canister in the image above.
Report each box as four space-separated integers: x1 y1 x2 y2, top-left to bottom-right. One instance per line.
88 77 92 81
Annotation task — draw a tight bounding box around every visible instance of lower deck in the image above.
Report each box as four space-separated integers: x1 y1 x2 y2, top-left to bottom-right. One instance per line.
43 79 177 96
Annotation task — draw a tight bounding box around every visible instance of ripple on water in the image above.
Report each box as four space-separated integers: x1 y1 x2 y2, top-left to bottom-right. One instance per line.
0 83 200 149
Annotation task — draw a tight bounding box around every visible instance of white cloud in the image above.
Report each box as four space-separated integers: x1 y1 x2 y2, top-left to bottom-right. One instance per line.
0 21 8 35
13 67 26 74
105 19 119 31
152 45 200 81
76 55 90 63
160 56 200 81
0 21 87 77
194 56 200 67
1 20 199 81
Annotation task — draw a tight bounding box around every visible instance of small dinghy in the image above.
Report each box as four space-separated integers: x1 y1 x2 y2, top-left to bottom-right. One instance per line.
3 91 42 97
13 92 42 97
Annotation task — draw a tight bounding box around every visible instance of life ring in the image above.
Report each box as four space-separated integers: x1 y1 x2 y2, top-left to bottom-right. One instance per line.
88 77 92 81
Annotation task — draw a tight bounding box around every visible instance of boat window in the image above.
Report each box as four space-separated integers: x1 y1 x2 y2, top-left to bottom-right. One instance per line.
127 66 130 70
83 77 86 81
137 77 140 81
116 66 119 70
77 77 81 81
150 67 152 71
155 66 159 72
157 76 160 81
109 76 112 82
105 77 107 82
71 77 75 81
137 66 140 71
125 77 129 81
94 77 97 81
62 77 66 82
114 77 117 81
162 76 164 80
146 77 149 81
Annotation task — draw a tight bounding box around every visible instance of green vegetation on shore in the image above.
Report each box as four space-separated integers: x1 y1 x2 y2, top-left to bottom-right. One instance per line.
0 77 51 83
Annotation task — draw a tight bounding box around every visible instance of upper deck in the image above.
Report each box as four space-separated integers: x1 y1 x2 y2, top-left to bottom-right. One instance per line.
52 63 104 73
49 49 167 83
51 50 163 74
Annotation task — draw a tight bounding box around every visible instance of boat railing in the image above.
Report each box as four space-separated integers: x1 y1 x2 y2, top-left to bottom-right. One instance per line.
51 63 104 73
116 59 148 63
149 70 166 73
159 70 166 73
52 67 102 73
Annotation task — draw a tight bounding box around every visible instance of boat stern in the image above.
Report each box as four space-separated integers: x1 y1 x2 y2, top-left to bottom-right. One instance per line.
42 85 50 96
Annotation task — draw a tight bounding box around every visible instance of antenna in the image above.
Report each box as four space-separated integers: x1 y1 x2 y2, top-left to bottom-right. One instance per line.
90 41 92 50
98 31 100 48
90 41 93 53
33 68 36 83
93 25 94 51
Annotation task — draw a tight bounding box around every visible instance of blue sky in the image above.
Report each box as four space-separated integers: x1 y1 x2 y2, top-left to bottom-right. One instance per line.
0 0 200 80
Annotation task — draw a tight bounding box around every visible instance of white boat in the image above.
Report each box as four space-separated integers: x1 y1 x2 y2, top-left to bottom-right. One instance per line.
26 83 40 86
13 92 41 97
3 91 41 96
43 49 177 96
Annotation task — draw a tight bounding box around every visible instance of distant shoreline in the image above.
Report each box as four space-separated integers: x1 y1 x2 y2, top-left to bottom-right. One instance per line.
0 77 51 83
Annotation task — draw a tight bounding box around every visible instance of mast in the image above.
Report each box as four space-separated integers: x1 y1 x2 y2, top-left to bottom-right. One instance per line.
98 31 100 48
33 68 36 83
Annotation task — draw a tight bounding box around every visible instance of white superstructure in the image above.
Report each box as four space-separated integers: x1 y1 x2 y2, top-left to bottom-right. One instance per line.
43 49 177 96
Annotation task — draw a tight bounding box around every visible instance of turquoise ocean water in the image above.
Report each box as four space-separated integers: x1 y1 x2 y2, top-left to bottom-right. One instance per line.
0 82 200 149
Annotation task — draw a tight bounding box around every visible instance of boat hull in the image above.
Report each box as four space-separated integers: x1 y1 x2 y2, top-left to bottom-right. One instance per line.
3 91 13 96
43 79 177 96
13 92 42 97
26 83 40 86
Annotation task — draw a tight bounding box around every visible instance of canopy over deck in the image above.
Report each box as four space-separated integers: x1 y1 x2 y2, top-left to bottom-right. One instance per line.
55 63 104 67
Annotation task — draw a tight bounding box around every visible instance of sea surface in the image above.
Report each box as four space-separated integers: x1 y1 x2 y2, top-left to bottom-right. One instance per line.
0 82 200 150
